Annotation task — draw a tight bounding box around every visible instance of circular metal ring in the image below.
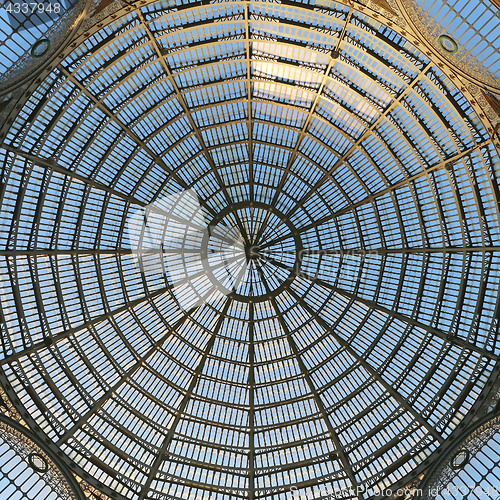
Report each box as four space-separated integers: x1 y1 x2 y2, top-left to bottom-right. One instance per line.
438 34 458 54
31 39 51 58
27 452 49 473
202 202 303 303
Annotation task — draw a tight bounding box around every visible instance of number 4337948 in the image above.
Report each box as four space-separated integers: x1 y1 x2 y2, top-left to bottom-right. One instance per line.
4 3 61 13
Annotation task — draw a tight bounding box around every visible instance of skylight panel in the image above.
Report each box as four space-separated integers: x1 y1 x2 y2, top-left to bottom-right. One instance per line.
1 2 499 499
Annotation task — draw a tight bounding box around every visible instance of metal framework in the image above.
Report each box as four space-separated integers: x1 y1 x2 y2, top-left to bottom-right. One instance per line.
0 1 500 500
0 413 86 500
397 0 500 86
418 410 500 499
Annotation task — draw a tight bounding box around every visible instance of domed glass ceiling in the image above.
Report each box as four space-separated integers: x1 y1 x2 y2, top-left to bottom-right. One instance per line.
0 0 500 499
432 415 500 500
0 415 83 500
416 0 500 78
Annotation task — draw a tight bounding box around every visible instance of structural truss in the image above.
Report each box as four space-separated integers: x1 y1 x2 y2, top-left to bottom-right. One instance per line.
0 0 500 499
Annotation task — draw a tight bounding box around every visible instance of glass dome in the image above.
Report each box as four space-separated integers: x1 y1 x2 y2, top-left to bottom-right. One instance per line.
0 1 499 500
415 0 500 78
420 412 500 500
0 414 85 500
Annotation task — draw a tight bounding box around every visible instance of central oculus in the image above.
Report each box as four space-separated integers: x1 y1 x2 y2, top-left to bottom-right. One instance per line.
202 202 304 302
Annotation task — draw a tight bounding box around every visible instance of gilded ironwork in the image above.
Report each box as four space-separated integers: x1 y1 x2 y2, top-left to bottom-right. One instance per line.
0 1 499 500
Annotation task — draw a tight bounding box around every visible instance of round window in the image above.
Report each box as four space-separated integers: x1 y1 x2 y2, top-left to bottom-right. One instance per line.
30 39 51 58
438 34 458 54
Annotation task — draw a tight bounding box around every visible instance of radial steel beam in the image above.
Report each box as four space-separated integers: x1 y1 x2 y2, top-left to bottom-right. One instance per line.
255 262 363 500
0 249 135 257
1 278 193 365
137 299 230 500
253 5 354 244
275 307 363 499
135 10 253 243
259 139 494 251
284 285 445 444
248 301 256 500
281 61 435 222
0 247 247 257
244 1 255 203
56 66 220 219
0 287 160 364
297 246 500 255
261 255 499 362
55 311 194 445
0 143 209 231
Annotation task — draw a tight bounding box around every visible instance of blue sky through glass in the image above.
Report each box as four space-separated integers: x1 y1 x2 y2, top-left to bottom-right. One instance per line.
0 1 499 499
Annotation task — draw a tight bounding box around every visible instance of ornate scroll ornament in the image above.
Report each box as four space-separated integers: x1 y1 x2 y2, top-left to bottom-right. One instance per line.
78 477 115 500
0 417 80 500
469 84 500 124
356 0 405 26
0 382 25 425
481 90 500 117
419 413 500 499
369 0 398 16
395 0 500 91
80 0 126 30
